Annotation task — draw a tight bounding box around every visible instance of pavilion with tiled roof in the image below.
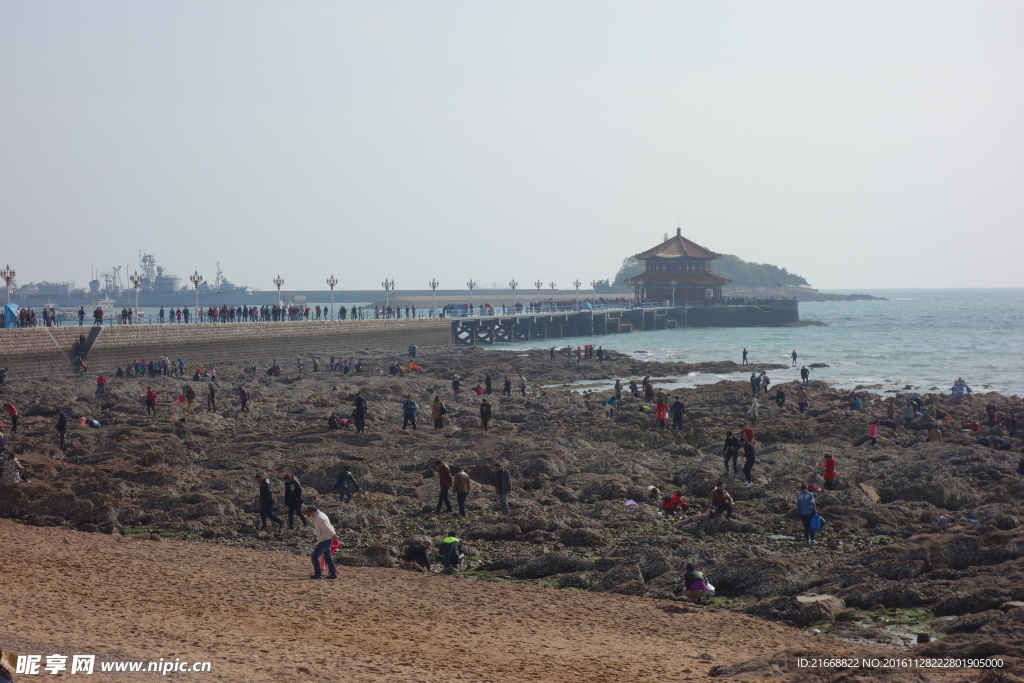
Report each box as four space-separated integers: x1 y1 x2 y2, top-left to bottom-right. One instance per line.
624 227 731 303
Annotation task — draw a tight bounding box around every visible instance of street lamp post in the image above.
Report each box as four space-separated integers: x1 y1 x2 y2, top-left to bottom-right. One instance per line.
466 279 477 315
534 279 543 312
0 264 14 306
382 278 394 312
273 274 284 310
129 270 143 323
189 271 203 323
428 278 439 317
573 279 581 311
326 275 338 321
776 280 782 299
509 279 518 312
669 278 677 307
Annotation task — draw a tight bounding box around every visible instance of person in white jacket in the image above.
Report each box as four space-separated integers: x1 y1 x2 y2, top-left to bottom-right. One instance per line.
307 506 338 580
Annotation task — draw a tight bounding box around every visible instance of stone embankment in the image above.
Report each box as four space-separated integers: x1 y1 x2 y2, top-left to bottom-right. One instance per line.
0 320 451 378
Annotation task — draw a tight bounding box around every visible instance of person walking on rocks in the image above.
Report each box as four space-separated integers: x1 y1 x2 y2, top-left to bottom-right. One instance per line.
800 366 810 387
519 375 527 397
431 395 447 430
435 460 454 514
742 348 748 365
453 466 471 517
605 395 618 418
479 399 492 433
484 374 492 395
145 387 158 416
184 384 196 415
821 454 837 490
740 437 756 487
3 404 17 434
722 431 740 477
796 386 809 417
451 375 461 395
655 399 669 430
791 350 798 366
494 462 512 515
283 473 308 529
747 396 759 426
503 375 512 396
614 379 622 400
207 383 217 412
307 505 338 580
797 483 817 544
256 474 284 532
671 397 685 432
237 386 249 412
55 408 68 451
353 392 367 433
334 467 358 504
402 395 418 430
903 402 915 429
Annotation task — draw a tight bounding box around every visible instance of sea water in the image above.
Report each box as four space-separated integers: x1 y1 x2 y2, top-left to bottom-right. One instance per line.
502 289 1024 398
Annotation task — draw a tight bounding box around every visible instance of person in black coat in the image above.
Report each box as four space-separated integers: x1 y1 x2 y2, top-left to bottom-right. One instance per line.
55 409 68 451
283 473 308 529
256 475 284 531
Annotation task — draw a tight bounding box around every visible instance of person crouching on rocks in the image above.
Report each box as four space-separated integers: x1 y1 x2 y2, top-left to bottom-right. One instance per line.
683 564 712 603
644 485 662 506
402 538 432 571
708 482 734 519
661 491 688 516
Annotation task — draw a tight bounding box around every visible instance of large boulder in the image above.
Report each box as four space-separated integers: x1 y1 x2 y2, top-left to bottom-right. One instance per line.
559 527 606 547
742 594 846 628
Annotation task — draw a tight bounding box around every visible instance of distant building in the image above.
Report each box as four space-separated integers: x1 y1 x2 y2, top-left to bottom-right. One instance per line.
625 228 730 303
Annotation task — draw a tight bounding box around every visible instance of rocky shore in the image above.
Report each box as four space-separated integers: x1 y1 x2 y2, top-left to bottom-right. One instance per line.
2 346 1022 677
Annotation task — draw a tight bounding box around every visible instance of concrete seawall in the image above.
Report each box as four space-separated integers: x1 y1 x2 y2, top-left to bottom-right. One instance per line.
0 321 452 378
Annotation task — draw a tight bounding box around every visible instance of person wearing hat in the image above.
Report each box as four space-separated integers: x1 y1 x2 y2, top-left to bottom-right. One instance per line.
307 505 338 579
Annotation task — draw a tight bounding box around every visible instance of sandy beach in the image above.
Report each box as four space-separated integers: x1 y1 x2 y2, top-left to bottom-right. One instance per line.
4 518 964 682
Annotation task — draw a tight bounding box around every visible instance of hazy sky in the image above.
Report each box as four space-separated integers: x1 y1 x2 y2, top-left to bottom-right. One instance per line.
3 1 1022 292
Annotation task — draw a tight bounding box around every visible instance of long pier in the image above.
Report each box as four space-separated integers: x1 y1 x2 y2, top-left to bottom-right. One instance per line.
450 300 799 345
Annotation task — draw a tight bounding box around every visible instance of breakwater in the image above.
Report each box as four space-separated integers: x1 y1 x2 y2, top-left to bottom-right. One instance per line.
451 301 799 345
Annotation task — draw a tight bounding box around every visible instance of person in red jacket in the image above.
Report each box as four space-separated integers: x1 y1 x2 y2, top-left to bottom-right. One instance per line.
145 387 158 416
3 403 17 433
655 401 669 430
741 426 755 444
661 491 688 516
821 454 837 490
